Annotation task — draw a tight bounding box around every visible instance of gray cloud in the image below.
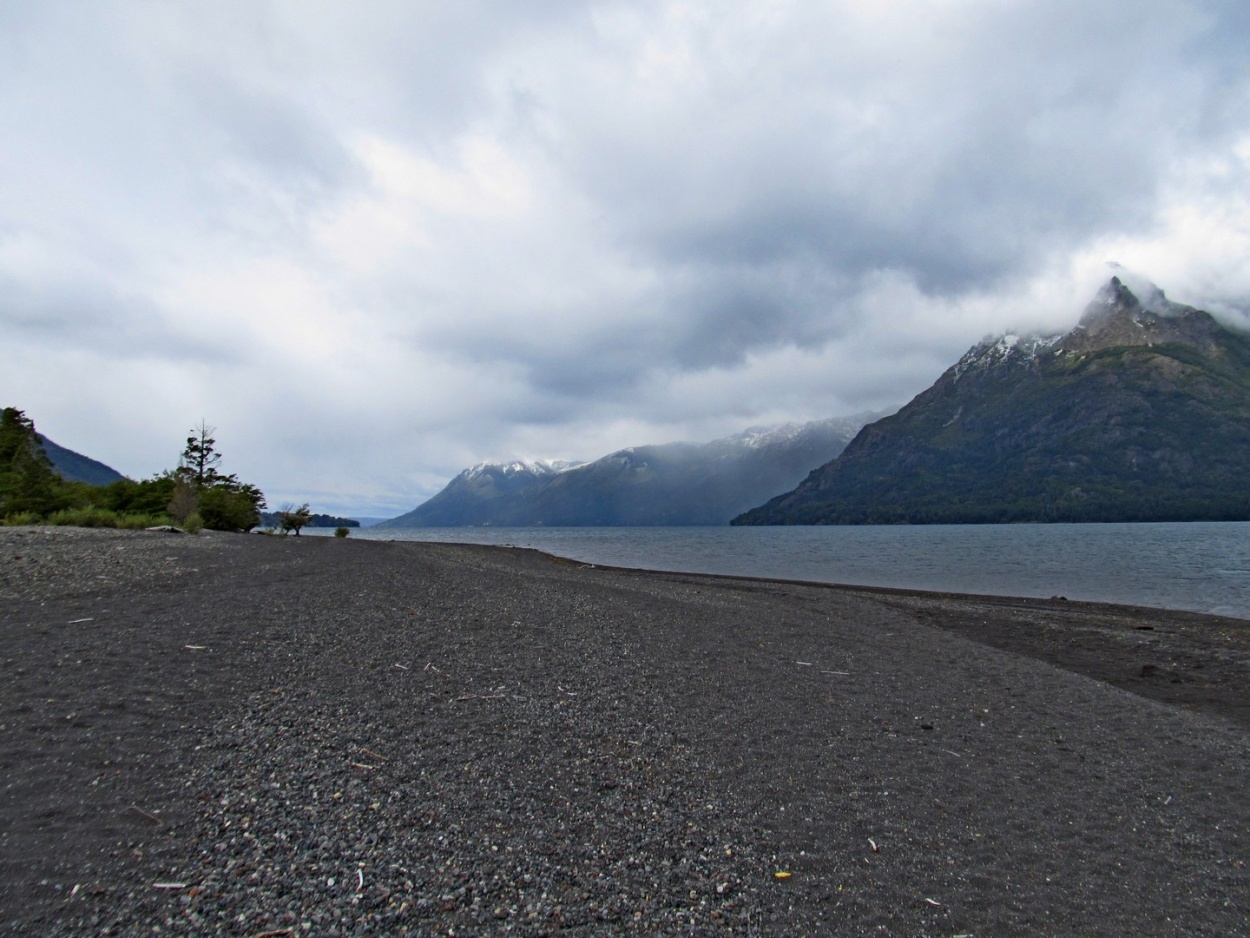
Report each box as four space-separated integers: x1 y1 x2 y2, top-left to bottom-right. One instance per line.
2 0 1248 515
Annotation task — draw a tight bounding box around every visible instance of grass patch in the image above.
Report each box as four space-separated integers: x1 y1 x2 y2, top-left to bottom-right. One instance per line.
44 507 170 529
2 511 43 526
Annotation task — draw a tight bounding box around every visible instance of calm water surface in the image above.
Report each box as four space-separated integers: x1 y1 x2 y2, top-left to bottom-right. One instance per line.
332 523 1250 621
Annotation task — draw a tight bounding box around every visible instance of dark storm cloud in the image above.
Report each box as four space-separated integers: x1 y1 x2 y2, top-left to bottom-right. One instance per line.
526 0 1250 335
388 0 1250 408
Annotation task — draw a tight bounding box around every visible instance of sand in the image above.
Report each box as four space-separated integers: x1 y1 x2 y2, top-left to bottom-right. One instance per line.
1 526 1248 936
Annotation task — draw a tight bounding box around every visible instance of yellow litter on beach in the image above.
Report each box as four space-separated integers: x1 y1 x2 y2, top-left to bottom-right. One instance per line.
774 872 792 880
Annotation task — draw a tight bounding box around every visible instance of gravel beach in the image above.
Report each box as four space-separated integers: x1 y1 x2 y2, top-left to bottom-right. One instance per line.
2 527 1248 936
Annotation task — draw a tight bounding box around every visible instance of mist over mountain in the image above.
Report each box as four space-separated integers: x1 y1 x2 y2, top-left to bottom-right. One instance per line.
735 274 1250 525
383 416 877 527
382 461 581 528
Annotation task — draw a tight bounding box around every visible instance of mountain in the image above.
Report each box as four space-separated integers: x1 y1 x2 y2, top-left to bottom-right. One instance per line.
37 434 126 486
381 461 579 527
734 274 1250 525
382 417 875 527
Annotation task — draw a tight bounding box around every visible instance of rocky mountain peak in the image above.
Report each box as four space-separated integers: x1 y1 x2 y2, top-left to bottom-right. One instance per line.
952 272 1228 381
1063 273 1220 356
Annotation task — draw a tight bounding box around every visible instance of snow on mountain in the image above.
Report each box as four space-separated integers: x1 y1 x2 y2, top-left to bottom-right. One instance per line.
730 424 805 449
727 414 885 450
952 331 1062 381
463 459 581 480
953 265 1189 385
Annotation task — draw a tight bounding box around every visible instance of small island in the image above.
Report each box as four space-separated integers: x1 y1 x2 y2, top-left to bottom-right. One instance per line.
258 511 361 529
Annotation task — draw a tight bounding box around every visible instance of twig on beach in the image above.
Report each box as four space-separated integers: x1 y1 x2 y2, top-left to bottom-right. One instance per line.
152 882 187 890
356 868 364 891
822 670 851 675
184 645 206 650
394 663 409 670
360 747 389 761
796 661 813 666
68 618 94 624
868 838 879 853
347 761 375 770
455 694 506 701
941 749 963 759
923 897 942 907
128 805 164 826
424 662 440 673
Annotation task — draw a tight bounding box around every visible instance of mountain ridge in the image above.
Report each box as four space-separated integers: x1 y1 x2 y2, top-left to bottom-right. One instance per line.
37 434 127 487
383 414 880 527
734 275 1250 525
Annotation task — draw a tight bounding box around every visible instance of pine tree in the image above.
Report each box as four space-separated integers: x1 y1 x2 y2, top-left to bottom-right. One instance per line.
170 421 266 531
177 421 237 489
0 407 68 518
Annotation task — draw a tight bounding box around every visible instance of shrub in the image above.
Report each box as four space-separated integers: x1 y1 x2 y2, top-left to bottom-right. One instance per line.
2 511 42 526
116 512 167 529
42 507 169 529
334 526 349 538
100 474 177 515
277 503 313 536
47 506 116 527
167 475 199 524
182 512 204 534
199 486 261 532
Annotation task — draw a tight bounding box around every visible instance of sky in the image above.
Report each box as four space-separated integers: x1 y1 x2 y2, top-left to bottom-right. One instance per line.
3 0 1249 517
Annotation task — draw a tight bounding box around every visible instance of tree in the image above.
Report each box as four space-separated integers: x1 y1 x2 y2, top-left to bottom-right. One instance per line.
277 503 312 536
177 422 236 489
0 407 70 518
99 473 177 516
200 484 265 532
170 421 266 531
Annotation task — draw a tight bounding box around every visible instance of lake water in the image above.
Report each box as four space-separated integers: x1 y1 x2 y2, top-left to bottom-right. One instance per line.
324 523 1250 621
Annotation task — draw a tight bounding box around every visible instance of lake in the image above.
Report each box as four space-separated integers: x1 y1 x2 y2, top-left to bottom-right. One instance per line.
322 523 1250 621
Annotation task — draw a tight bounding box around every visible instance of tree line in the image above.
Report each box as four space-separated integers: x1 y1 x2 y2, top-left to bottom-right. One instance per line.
1 407 267 531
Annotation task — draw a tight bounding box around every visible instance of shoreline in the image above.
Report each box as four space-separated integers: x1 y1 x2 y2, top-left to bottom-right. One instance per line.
535 543 1244 620
3 527 1248 934
534 549 1250 731
334 522 1250 621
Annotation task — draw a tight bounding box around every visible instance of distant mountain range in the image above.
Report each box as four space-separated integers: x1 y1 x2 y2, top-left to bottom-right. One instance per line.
382 416 879 527
735 272 1250 524
37 434 126 487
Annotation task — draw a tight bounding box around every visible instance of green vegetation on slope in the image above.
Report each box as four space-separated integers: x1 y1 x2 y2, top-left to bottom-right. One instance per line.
1 408 267 531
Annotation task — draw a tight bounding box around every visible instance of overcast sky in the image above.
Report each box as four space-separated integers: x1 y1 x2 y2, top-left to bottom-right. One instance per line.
3 0 1249 517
